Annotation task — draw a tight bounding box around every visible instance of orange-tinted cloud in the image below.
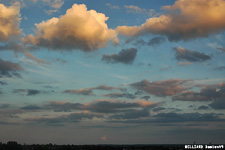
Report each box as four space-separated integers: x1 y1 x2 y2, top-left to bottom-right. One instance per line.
0 3 21 41
117 0 225 41
24 4 118 51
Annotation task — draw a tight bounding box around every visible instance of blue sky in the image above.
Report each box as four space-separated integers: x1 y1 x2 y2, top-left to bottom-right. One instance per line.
0 0 225 144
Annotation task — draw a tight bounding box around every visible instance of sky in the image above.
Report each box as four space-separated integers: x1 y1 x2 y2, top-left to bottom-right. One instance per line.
0 0 225 145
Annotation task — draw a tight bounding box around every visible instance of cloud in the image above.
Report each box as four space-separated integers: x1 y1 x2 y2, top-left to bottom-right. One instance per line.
140 96 150 101
110 112 225 124
63 84 124 96
13 89 53 96
63 89 94 96
209 98 225 110
177 62 192 66
0 58 23 78
25 111 103 125
21 105 41 110
0 81 7 85
198 105 209 110
133 37 166 47
217 47 225 52
117 0 225 41
172 82 225 101
173 47 211 62
130 79 190 97
109 109 149 119
103 93 136 99
24 52 50 65
0 104 10 109
0 3 21 41
106 3 119 9
124 5 155 16
43 0 64 15
214 66 225 71
46 99 158 113
24 4 118 51
125 5 147 14
102 48 138 64
148 37 166 47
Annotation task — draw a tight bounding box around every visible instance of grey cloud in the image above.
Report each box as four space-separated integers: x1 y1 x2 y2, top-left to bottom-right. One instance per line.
198 105 209 110
173 82 225 101
109 109 149 119
0 81 7 85
173 47 211 62
217 47 225 52
148 37 166 46
110 112 225 124
21 105 41 110
25 112 103 125
0 58 23 78
103 93 136 99
214 66 225 71
140 96 150 100
153 107 166 112
130 79 190 97
0 104 10 109
45 100 158 113
13 89 53 96
102 48 138 64
209 98 225 110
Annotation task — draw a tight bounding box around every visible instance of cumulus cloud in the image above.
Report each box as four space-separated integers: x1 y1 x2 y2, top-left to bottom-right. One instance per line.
24 4 118 51
102 48 138 64
130 79 190 97
117 0 225 41
0 3 21 41
173 47 211 62
0 58 23 78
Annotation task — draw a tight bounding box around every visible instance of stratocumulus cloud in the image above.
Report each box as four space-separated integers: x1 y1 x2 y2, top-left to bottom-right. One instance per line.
0 58 23 78
130 79 190 97
117 0 225 41
102 48 138 64
24 4 118 51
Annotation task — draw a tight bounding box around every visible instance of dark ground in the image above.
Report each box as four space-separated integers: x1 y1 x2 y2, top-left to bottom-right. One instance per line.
0 141 224 150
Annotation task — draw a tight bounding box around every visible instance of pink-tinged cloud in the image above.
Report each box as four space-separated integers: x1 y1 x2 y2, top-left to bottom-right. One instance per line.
117 0 225 41
24 4 118 51
173 82 225 101
130 79 191 97
24 52 50 65
63 88 94 96
0 3 21 41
